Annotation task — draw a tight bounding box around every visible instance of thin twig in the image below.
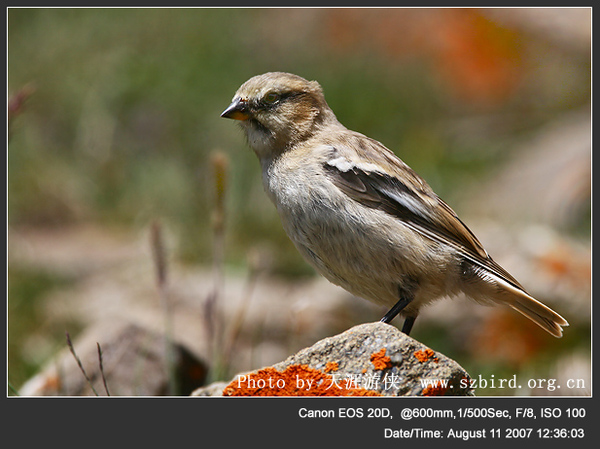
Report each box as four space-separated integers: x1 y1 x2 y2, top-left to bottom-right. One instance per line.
66 331 99 396
96 343 110 396
205 152 229 381
150 219 178 395
150 220 168 289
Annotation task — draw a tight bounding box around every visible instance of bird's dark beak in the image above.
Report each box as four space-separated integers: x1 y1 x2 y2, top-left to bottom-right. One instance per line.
221 97 250 121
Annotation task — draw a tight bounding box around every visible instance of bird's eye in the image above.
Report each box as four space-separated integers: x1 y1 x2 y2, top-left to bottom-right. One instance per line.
264 92 280 104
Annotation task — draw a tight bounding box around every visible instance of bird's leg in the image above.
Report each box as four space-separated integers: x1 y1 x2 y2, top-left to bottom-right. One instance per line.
380 298 410 324
401 316 416 335
380 301 417 335
380 283 417 335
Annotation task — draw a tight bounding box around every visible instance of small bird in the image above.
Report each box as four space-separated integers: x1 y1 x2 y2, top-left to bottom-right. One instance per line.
221 72 568 337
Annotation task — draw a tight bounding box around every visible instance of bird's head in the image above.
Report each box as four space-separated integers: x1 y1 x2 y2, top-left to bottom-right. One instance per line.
221 72 337 158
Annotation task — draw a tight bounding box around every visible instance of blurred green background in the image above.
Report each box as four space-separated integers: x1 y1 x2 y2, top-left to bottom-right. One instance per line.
8 8 591 394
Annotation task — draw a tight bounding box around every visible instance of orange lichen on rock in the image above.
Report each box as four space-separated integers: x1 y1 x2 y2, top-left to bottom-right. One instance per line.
222 364 380 396
422 384 449 396
324 361 339 373
370 348 392 370
414 348 437 363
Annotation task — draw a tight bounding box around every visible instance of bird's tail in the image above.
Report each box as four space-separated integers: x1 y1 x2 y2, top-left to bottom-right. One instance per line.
504 287 569 338
464 266 569 337
485 275 569 338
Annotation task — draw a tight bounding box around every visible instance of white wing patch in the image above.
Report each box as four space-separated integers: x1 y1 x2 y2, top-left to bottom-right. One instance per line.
326 153 383 175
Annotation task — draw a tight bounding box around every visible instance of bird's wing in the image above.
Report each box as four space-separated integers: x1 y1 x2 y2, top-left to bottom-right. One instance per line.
322 137 526 292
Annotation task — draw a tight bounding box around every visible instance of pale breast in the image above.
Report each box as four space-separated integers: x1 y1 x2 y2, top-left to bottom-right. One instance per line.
262 155 455 307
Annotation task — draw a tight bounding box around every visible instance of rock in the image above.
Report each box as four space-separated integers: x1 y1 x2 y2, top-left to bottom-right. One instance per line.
19 320 208 396
192 381 229 397
192 322 473 396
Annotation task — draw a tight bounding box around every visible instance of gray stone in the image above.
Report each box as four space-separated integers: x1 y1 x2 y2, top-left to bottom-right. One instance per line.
192 322 473 396
20 320 208 396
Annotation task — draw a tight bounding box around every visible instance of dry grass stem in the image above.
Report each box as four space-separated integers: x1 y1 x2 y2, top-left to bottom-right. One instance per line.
149 219 178 395
96 343 111 396
65 331 99 396
204 151 230 380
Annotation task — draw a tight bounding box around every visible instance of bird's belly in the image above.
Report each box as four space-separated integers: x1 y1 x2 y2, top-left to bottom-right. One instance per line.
264 160 458 310
278 198 453 308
